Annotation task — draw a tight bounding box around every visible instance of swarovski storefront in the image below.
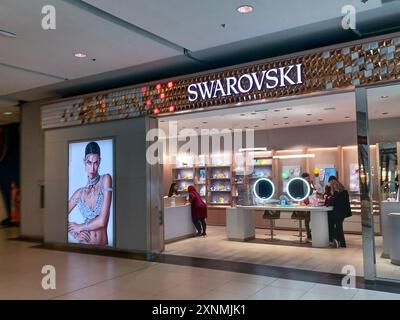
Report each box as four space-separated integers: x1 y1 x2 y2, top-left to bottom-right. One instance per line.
39 32 400 283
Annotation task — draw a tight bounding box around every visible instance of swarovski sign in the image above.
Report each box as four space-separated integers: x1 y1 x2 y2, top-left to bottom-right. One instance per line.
188 64 303 102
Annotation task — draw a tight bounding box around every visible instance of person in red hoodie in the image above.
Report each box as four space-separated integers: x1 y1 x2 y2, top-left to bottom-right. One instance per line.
188 186 207 236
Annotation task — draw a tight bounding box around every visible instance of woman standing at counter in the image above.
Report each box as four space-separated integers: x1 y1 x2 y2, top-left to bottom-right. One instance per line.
188 186 207 236
168 182 179 197
327 179 352 248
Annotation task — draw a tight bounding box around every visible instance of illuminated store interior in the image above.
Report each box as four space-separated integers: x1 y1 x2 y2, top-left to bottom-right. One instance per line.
160 87 400 282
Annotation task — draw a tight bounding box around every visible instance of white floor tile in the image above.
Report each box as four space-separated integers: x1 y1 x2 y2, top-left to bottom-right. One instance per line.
213 279 267 296
248 286 306 300
304 284 358 299
269 278 315 291
197 289 252 300
231 273 277 285
352 289 400 300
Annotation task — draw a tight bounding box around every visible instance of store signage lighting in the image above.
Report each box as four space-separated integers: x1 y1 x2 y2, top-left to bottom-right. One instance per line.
273 154 315 159
188 64 303 102
238 147 267 152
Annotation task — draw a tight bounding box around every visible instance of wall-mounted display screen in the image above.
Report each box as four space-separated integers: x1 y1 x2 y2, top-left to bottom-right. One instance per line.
68 139 114 246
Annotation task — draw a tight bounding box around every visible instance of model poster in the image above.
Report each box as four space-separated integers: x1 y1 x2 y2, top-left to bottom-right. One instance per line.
68 139 114 246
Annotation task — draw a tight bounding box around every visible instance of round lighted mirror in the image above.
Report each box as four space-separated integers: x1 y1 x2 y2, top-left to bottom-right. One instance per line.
286 177 310 202
253 178 275 201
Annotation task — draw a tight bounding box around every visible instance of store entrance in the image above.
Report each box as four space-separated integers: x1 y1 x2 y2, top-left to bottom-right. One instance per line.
159 91 371 277
364 83 400 282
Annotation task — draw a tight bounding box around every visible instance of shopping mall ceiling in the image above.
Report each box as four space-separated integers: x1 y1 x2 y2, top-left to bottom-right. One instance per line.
1 0 400 123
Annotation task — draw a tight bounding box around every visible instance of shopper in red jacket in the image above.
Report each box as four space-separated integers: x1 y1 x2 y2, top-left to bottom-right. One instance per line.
188 186 207 236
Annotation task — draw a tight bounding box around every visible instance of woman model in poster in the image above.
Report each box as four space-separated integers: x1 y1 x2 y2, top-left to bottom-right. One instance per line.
68 141 113 245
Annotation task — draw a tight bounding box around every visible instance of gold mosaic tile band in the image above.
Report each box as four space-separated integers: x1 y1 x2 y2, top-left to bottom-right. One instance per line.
41 37 400 129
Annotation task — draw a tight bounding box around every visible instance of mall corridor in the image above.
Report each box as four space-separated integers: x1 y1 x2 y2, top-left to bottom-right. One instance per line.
0 227 399 300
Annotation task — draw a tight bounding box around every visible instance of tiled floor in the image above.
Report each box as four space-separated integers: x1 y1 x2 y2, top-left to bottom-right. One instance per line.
0 227 399 300
165 226 400 280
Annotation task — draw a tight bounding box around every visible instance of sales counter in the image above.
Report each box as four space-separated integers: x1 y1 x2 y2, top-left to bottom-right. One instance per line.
226 204 333 248
380 201 400 258
164 196 195 242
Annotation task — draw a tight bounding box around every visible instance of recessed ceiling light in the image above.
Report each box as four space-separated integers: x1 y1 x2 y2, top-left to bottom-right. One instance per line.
382 112 389 115
0 29 17 38
251 112 257 115
306 120 311 122
274 109 280 112
159 120 165 122
284 122 290 125
237 5 254 14
194 127 199 129
345 116 351 119
74 52 87 58
3 111 13 116
202 121 208 124
318 119 323 121
381 95 389 99
261 119 266 121
240 114 246 116
283 116 289 119
244 126 249 129
324 107 336 111
306 114 312 116
273 123 278 126
286 107 293 110
254 125 259 128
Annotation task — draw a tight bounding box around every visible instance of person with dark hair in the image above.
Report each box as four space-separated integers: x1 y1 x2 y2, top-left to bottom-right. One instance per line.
68 141 113 245
168 182 178 197
326 179 352 248
328 175 338 183
299 172 315 241
188 185 207 236
324 185 335 243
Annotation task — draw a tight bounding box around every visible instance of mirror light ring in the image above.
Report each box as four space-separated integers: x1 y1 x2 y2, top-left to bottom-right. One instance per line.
253 178 275 201
286 177 310 202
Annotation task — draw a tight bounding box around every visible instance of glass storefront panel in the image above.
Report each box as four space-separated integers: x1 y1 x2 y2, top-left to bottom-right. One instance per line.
366 83 400 282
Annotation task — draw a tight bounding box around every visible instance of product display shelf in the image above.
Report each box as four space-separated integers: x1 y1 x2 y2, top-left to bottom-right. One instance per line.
207 155 233 206
243 152 274 196
193 166 207 201
350 199 381 215
172 166 194 195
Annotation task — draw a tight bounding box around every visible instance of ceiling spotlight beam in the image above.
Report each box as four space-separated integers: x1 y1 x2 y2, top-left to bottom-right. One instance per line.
273 154 315 159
